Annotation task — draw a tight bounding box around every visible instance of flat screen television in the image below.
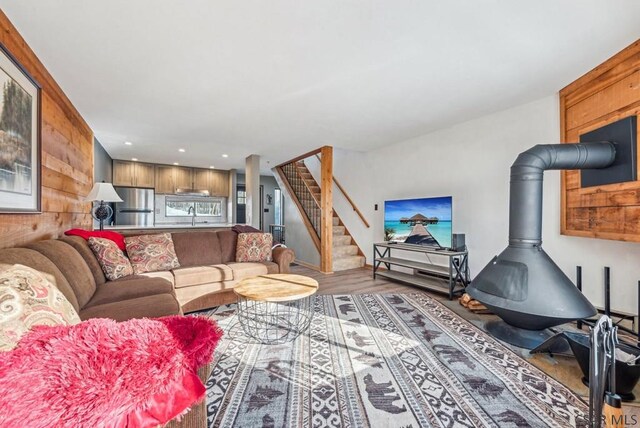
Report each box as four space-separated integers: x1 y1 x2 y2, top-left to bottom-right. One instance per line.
384 196 452 248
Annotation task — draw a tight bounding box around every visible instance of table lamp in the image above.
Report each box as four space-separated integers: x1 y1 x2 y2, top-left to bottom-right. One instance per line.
84 182 123 230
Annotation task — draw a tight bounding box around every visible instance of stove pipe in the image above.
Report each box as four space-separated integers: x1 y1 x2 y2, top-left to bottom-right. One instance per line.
467 142 616 330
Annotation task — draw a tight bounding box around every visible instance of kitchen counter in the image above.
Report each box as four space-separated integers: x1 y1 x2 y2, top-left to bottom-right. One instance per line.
105 223 235 231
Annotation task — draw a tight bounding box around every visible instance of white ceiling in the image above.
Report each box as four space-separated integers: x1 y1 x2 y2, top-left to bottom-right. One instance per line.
1 1 639 172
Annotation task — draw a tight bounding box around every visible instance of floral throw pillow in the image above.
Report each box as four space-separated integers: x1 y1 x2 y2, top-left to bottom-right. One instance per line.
87 237 134 281
125 233 181 275
0 264 81 351
236 233 273 262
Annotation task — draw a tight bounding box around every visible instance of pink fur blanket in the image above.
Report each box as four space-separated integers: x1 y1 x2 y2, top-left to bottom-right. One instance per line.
0 315 223 428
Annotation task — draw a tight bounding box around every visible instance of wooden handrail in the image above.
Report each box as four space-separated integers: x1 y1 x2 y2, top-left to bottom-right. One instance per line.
314 154 370 228
275 147 323 168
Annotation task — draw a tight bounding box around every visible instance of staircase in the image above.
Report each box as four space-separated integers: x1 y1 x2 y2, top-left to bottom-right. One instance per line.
280 160 365 272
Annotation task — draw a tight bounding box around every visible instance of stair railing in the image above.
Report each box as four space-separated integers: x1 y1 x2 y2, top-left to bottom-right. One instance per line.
314 154 370 228
276 146 333 272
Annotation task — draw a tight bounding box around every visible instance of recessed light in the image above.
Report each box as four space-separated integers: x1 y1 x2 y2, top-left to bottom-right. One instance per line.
124 141 133 146
209 166 215 169
221 154 229 158
131 158 138 161
178 148 185 153
173 162 180 166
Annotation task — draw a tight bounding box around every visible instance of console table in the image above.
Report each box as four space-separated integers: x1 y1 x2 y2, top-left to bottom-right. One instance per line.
373 242 469 300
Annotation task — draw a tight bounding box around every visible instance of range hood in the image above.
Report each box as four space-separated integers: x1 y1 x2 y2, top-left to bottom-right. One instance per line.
175 188 210 196
467 142 616 347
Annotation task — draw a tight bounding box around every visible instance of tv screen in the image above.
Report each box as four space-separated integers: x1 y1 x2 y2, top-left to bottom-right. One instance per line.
384 196 452 248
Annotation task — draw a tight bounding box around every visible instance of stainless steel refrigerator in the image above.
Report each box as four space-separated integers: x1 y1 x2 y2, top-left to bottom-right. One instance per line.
114 187 155 226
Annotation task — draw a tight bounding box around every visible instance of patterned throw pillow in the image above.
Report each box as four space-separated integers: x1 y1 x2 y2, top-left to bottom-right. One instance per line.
235 233 273 262
0 264 81 351
125 233 181 275
87 237 134 281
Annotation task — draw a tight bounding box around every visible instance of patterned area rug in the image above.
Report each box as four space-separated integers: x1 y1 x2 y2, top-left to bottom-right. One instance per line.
203 293 588 427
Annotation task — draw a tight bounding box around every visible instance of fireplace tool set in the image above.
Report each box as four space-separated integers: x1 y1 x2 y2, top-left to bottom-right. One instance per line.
589 316 623 428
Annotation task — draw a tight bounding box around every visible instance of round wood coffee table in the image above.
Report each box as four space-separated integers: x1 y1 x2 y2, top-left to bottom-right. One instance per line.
234 274 318 344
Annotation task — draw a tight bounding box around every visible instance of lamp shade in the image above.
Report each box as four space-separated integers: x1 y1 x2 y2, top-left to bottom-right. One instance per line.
84 182 123 202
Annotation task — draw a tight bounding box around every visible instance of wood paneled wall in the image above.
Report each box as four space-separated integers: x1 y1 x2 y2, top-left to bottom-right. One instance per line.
560 39 640 242
0 11 93 249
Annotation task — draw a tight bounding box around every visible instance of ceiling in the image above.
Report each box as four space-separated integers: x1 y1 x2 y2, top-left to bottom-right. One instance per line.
2 1 639 172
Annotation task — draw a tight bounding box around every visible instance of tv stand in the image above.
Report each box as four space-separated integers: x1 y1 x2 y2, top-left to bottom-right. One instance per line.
373 242 469 300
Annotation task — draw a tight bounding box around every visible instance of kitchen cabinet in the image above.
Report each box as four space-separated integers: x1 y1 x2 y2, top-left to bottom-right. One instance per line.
117 161 230 195
113 160 156 188
192 168 229 196
155 165 194 194
174 167 193 191
135 163 155 188
193 169 211 192
210 170 229 196
113 160 134 186
154 165 176 194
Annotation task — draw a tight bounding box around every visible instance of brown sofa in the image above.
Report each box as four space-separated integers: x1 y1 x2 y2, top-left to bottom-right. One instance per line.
0 229 292 427
0 229 295 321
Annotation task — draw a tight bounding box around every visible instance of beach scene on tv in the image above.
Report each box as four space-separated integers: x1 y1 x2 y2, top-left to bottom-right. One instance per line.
384 196 452 248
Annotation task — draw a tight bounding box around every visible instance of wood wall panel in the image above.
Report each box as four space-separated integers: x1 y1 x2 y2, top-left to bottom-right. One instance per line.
0 11 93 249
560 39 640 242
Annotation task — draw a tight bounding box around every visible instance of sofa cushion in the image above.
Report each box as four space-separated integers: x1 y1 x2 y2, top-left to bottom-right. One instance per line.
235 233 273 262
125 233 181 275
60 236 107 286
172 265 233 289
26 240 97 309
217 230 237 263
139 270 175 286
79 294 182 321
226 262 278 281
0 248 80 312
0 264 81 351
174 282 231 312
85 276 174 308
87 237 134 281
171 232 223 267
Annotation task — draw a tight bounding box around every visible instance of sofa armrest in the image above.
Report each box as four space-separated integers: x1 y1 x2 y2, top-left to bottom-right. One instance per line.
272 246 295 273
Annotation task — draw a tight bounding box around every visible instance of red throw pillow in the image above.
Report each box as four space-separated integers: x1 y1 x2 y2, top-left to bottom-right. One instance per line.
65 228 126 251
0 316 223 428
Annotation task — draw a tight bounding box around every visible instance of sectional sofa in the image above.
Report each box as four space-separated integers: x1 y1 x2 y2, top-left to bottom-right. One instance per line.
0 229 295 321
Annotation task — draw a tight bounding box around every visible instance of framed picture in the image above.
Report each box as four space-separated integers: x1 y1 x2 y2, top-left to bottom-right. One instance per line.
0 43 41 213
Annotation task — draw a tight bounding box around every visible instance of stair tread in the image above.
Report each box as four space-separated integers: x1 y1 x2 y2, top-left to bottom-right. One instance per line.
332 255 366 271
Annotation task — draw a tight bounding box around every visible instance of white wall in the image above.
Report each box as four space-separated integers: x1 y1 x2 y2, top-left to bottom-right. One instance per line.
331 95 640 314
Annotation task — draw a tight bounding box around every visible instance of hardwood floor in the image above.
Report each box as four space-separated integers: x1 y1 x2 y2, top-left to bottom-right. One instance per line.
291 264 416 295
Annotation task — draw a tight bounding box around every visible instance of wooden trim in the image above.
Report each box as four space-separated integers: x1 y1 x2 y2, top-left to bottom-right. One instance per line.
315 154 370 228
275 166 321 253
275 147 323 168
294 259 323 272
320 146 333 273
559 94 568 235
